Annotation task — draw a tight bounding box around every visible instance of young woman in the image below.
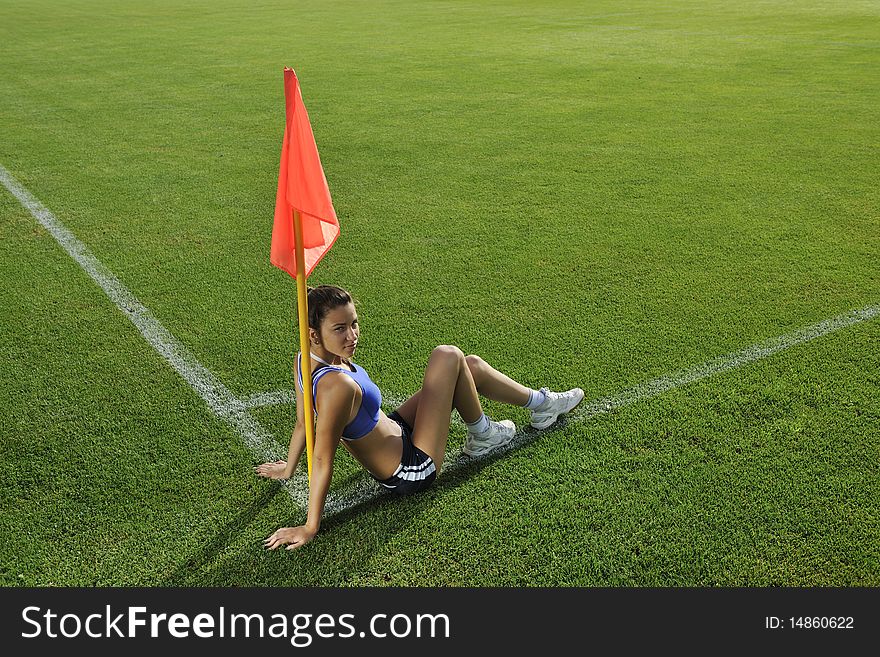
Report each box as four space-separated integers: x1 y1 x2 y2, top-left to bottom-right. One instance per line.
256 285 584 550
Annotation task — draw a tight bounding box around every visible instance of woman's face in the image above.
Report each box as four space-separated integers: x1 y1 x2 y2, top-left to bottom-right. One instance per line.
314 302 359 359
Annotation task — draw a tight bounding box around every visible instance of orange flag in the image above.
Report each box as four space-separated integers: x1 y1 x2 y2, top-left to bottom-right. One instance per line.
271 68 340 278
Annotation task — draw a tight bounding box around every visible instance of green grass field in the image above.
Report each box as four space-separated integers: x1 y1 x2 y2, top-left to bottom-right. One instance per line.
1 0 877 586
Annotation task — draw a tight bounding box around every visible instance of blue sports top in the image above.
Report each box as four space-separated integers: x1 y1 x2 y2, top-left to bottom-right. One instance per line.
296 352 382 441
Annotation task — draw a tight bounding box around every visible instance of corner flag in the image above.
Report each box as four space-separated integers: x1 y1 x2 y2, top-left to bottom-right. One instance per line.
271 67 340 278
271 68 339 483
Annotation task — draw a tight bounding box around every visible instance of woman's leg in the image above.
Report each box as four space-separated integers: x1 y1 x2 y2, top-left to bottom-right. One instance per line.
393 350 582 465
463 354 531 406
394 352 531 430
392 390 422 427
465 354 585 430
405 345 484 471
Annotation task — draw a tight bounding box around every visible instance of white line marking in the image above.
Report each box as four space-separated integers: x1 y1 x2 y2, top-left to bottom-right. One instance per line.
0 163 308 507
5 164 877 522
242 389 294 409
573 304 880 420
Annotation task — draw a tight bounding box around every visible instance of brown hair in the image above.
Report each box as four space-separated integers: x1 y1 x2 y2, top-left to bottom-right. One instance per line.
307 285 353 330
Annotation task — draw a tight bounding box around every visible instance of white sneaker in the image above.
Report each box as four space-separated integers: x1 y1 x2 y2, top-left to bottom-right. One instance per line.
530 387 585 429
463 419 516 457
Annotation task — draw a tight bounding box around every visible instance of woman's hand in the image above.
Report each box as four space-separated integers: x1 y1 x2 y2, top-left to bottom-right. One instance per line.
254 460 290 480
264 526 317 551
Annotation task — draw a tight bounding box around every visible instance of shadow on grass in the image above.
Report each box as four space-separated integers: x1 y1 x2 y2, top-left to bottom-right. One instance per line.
162 482 285 586
171 419 570 586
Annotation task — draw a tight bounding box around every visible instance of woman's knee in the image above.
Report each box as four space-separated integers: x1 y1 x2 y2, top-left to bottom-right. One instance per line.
431 344 464 362
465 354 484 381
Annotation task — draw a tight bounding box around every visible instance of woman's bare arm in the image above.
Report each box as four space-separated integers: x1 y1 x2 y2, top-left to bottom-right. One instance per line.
264 373 357 550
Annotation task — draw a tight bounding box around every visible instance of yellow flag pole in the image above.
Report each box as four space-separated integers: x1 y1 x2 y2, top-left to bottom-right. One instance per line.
292 209 315 483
